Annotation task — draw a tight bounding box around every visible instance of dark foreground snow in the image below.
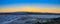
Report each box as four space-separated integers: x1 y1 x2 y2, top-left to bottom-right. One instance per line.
0 15 60 24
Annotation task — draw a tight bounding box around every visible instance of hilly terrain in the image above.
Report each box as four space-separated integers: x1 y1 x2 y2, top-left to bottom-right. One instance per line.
0 12 60 15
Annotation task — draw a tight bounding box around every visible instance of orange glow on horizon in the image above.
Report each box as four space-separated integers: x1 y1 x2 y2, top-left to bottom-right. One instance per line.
0 8 60 13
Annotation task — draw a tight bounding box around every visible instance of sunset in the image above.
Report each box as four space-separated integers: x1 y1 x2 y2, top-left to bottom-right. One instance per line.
0 0 60 13
0 0 60 24
0 8 60 13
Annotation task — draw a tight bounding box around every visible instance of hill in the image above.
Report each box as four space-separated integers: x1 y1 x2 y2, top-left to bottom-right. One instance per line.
0 12 60 15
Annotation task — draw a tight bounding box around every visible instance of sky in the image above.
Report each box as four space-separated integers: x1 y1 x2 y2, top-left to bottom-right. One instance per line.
0 0 60 13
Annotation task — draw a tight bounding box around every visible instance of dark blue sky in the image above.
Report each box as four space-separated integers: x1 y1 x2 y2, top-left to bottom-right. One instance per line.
0 0 59 5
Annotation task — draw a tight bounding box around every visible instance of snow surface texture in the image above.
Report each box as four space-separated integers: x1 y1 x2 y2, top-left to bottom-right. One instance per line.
0 15 60 24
